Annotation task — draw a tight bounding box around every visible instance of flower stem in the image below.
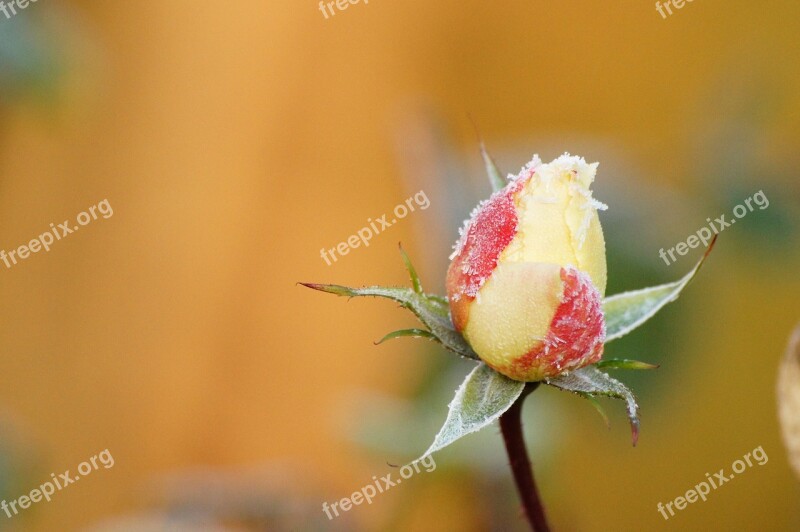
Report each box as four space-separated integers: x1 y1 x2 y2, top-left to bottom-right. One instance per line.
499 383 550 532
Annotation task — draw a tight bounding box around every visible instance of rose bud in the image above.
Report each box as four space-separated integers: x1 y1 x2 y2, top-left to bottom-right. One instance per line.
446 154 608 381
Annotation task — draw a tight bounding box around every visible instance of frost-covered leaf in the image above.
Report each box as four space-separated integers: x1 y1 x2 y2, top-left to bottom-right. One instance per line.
418 363 525 460
596 359 659 371
603 236 716 342
299 283 479 360
546 366 640 446
778 323 800 479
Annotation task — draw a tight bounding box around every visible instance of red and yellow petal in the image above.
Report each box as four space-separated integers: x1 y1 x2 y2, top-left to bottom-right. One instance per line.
447 154 608 382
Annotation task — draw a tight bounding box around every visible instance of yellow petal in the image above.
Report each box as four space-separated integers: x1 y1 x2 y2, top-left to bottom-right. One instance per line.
463 262 563 371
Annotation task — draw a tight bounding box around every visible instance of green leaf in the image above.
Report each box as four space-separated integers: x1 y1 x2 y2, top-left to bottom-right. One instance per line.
580 393 611 429
398 244 423 294
374 328 436 345
418 363 525 460
481 143 506 193
299 283 479 360
603 235 717 342
596 359 659 371
546 366 640 446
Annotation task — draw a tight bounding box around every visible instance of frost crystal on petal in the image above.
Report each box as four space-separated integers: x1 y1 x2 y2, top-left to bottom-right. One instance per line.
502 266 605 381
515 153 607 252
447 178 524 298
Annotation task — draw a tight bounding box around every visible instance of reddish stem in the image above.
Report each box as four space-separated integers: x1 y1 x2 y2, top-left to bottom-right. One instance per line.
499 384 550 532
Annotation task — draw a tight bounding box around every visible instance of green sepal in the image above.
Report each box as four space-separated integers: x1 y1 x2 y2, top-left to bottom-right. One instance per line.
604 236 717 342
546 366 641 446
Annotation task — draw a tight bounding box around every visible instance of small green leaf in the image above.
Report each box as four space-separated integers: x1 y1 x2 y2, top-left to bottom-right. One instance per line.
596 359 659 371
603 235 717 342
398 244 423 294
299 283 479 360
480 143 506 193
374 328 436 345
580 393 611 429
546 366 640 446
418 363 525 460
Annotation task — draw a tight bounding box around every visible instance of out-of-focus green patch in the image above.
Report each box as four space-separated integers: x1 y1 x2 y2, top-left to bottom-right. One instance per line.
0 14 64 107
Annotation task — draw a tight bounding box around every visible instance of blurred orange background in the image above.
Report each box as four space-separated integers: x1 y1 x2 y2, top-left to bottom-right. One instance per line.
0 1 799 530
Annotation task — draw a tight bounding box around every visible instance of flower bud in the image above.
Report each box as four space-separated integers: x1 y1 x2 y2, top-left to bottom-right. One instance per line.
447 154 608 381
